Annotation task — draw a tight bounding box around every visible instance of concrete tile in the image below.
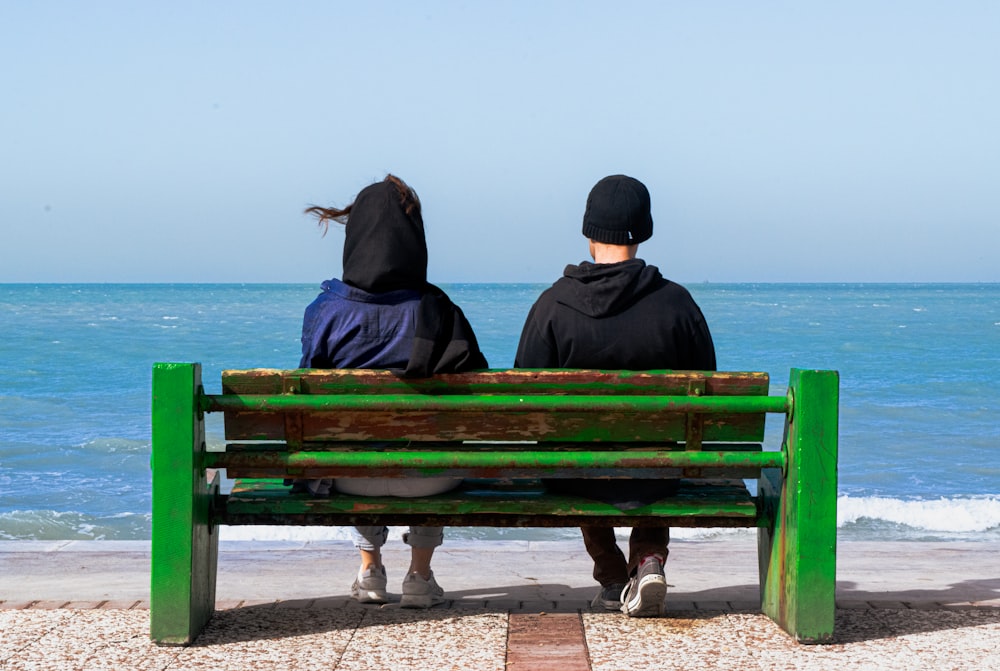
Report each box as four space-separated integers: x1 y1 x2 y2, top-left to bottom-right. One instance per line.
169 607 363 671
693 600 733 611
30 600 70 610
483 599 521 610
214 599 245 610
99 600 143 610
584 611 760 671
339 609 507 671
274 598 316 609
550 599 589 613
836 599 872 610
664 600 698 611
868 600 910 609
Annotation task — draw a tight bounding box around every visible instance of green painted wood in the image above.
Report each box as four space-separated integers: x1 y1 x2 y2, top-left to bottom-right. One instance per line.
218 394 780 443
150 363 219 645
208 392 788 414
205 447 784 479
759 368 839 644
222 368 771 397
221 478 759 527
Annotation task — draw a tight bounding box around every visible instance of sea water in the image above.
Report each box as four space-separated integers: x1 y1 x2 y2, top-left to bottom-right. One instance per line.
1 283 998 542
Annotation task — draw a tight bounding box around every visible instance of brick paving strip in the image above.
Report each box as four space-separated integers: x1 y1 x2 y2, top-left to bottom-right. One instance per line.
506 613 591 671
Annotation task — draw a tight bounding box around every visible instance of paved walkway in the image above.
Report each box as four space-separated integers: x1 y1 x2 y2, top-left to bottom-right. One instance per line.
2 538 999 670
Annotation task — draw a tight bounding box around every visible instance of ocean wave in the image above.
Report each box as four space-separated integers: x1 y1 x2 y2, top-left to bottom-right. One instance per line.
0 510 150 541
838 495 1000 533
4 496 999 542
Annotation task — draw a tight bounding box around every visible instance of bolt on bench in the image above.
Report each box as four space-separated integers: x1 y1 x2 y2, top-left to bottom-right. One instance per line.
151 363 838 645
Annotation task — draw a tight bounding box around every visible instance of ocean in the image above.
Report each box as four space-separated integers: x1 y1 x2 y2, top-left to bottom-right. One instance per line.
1 283 998 543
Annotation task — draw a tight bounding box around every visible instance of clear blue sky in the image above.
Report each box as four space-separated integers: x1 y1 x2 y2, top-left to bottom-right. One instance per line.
3 1 998 283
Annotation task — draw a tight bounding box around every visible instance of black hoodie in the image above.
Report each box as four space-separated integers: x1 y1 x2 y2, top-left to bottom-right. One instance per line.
514 259 716 371
310 180 486 377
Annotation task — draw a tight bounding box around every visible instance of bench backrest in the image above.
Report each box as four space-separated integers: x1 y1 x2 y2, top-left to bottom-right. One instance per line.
217 368 772 448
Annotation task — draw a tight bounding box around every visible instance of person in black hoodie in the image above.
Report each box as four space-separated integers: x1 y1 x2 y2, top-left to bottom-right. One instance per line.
299 174 487 608
514 174 716 617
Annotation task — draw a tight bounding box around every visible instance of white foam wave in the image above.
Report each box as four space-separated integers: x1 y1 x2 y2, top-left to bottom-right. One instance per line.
7 496 1000 542
838 495 1000 533
207 493 984 540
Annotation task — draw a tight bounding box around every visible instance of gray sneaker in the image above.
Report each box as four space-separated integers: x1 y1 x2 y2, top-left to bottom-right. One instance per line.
400 570 446 608
620 555 667 617
591 583 627 611
351 565 388 604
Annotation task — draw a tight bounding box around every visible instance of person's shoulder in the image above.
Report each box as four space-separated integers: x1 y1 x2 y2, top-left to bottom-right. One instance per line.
638 267 704 303
531 274 574 305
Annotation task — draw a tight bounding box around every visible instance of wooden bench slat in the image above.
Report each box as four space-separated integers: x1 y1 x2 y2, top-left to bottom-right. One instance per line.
221 441 765 453
225 411 767 443
222 368 771 397
221 478 759 528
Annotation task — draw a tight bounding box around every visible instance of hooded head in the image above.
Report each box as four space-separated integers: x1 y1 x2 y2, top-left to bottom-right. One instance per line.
581 175 653 245
340 176 428 293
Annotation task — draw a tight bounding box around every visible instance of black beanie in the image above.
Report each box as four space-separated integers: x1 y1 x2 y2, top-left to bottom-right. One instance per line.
581 175 653 245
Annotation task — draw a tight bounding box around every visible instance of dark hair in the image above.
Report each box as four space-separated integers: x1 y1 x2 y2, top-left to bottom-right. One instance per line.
305 174 421 235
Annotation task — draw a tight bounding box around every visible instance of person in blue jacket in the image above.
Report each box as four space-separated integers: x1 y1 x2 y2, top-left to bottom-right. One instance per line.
298 174 487 608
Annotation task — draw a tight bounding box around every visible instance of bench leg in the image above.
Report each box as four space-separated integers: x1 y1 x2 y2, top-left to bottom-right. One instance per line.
151 362 219 645
758 368 839 643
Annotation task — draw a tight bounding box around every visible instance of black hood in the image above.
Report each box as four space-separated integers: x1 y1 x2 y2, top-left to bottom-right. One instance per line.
555 259 664 318
342 181 428 293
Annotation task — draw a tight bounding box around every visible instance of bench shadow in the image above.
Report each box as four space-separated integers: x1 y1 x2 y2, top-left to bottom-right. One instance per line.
674 577 1000 643
828 576 1000 643
192 583 579 646
191 579 1000 646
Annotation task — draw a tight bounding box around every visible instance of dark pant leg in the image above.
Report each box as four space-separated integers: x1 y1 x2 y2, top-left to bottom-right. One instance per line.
626 526 670 576
581 526 629 587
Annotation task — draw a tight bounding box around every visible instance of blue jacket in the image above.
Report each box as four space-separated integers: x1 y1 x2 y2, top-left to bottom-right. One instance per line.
300 279 422 370
300 278 487 375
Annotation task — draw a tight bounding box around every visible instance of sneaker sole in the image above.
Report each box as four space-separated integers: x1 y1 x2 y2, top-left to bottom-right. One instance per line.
623 575 667 617
352 589 389 605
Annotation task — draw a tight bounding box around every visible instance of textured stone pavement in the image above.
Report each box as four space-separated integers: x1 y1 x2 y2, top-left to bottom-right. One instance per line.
2 537 999 670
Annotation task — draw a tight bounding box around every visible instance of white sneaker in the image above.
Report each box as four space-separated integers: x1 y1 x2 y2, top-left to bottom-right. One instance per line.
400 571 446 608
620 555 667 617
351 566 388 604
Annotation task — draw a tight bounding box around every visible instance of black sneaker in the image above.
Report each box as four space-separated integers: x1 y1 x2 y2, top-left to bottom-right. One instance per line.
620 555 667 617
591 583 627 611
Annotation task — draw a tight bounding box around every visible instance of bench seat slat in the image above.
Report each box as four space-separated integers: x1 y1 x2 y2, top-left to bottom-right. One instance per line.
220 478 758 528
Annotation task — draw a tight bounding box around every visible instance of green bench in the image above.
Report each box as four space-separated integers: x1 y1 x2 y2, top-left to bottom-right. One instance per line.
150 363 839 645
